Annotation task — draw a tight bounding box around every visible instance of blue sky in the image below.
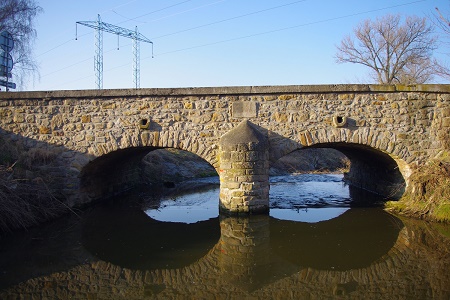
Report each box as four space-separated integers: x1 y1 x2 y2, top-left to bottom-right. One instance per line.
28 0 447 91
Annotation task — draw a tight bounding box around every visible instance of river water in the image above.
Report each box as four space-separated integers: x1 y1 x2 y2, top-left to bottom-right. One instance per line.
1 174 450 299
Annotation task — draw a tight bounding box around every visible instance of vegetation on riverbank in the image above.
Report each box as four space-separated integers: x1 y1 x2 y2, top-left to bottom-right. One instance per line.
386 153 450 223
0 137 68 233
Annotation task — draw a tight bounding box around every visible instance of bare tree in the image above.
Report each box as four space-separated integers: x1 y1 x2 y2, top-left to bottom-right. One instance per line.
0 0 42 90
434 6 450 36
433 5 450 80
335 14 439 84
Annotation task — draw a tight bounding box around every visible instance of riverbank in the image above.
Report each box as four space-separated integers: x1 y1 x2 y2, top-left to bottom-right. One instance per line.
385 154 450 223
0 136 69 233
0 164 69 233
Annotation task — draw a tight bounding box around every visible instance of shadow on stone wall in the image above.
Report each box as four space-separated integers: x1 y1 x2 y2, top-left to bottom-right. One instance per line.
311 143 406 199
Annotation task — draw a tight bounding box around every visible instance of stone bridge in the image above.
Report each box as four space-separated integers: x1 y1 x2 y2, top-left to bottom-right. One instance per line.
0 84 449 212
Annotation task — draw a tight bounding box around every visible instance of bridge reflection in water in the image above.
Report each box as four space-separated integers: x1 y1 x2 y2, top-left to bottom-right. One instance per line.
2 193 450 299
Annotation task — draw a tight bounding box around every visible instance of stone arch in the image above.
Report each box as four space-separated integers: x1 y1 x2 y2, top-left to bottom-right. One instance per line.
80 147 159 205
138 129 220 169
86 127 219 169
299 127 412 160
292 127 412 199
79 144 218 206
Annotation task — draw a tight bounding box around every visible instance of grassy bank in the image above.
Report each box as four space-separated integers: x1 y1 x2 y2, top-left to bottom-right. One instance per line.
0 137 68 234
0 167 69 233
386 155 450 223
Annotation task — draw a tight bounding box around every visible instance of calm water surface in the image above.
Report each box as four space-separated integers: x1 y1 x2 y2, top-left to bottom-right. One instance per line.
1 174 450 299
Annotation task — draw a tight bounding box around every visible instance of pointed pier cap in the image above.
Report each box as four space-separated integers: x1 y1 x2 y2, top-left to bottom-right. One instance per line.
220 120 268 148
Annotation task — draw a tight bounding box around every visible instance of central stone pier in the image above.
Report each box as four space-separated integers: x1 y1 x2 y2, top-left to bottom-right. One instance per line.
218 120 270 214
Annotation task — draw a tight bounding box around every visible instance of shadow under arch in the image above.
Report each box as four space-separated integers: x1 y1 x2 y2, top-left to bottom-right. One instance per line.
79 146 218 205
80 146 161 204
303 142 407 200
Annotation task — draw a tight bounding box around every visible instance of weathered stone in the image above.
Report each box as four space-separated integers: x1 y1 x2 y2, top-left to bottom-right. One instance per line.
232 101 258 118
442 117 450 127
81 115 91 123
0 84 448 211
39 126 51 134
219 120 269 213
183 102 194 109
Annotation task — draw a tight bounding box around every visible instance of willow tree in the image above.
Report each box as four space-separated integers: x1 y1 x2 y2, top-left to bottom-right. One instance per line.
335 14 439 84
0 0 42 89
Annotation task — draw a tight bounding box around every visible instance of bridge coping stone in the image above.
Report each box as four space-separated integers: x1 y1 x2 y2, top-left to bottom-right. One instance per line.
1 84 450 100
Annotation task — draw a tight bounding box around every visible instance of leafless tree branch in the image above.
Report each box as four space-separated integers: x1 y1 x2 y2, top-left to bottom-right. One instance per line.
0 0 42 90
335 14 440 84
432 5 450 80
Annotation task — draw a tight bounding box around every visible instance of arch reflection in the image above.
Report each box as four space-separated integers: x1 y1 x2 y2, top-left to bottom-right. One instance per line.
81 200 220 270
82 199 401 279
269 208 403 271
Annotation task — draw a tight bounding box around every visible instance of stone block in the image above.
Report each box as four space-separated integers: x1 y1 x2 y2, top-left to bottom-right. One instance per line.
441 107 450 117
442 117 450 127
236 144 250 151
13 113 25 123
231 152 245 161
245 151 259 162
25 114 35 123
232 101 257 118
39 126 51 134
102 102 116 109
273 112 288 122
183 102 194 109
81 115 91 123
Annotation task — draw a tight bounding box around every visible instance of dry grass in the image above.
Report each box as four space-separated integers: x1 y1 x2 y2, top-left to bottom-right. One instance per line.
0 136 68 233
19 147 63 169
0 166 67 232
0 165 68 233
386 159 450 223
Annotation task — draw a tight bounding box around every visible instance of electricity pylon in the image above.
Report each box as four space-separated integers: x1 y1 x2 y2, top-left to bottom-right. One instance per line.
76 14 153 89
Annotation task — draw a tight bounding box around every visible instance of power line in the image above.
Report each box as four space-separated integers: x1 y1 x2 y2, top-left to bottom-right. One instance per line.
41 44 125 79
36 0 191 58
114 0 195 25
151 0 308 40
76 14 153 89
151 0 427 57
36 0 141 58
38 0 304 76
36 39 74 58
42 0 427 90
131 0 227 24
100 0 140 14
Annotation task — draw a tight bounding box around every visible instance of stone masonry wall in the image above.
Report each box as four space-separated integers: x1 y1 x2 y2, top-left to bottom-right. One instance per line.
0 85 449 206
